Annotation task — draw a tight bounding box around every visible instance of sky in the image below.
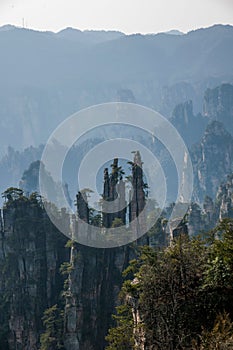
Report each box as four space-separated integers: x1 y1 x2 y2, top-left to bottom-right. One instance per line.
0 0 233 34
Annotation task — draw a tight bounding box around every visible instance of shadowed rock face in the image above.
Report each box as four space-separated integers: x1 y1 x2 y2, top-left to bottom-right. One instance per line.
64 244 133 350
0 195 124 350
76 191 90 223
129 152 146 237
0 196 69 350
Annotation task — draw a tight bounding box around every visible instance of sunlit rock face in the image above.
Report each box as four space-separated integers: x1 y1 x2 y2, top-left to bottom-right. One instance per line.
203 83 233 135
191 121 233 203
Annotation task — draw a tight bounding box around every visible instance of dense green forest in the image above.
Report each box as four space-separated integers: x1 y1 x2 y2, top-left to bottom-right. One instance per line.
106 219 233 349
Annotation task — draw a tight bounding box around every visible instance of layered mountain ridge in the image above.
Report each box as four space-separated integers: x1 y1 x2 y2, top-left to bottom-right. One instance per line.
0 24 232 152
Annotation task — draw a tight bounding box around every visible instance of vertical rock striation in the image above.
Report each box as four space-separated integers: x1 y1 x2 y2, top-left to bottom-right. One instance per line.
203 83 233 135
0 195 69 350
191 121 233 202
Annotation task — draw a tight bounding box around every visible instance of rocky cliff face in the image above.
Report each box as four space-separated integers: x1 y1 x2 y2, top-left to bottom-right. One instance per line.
64 244 133 350
191 121 233 202
2 150 233 349
0 146 43 198
160 82 198 117
65 153 147 349
216 174 233 220
186 174 233 237
170 83 233 149
170 100 207 147
0 194 69 350
203 83 233 135
0 193 134 350
0 153 148 350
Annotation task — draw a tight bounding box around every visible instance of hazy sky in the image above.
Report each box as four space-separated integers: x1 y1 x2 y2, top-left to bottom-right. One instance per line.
0 0 233 33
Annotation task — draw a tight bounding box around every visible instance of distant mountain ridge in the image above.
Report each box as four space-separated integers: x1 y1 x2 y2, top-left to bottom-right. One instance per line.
56 27 125 45
0 24 232 154
164 29 184 35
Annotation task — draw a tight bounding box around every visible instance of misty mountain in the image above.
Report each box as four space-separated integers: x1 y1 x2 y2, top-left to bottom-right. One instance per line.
164 29 184 35
56 27 125 45
0 24 232 153
0 145 43 194
0 82 232 207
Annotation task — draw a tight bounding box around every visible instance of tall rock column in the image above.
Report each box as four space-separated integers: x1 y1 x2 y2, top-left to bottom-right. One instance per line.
109 158 120 226
117 177 127 225
76 191 89 223
102 159 127 228
76 190 90 242
102 168 110 228
129 151 146 238
64 228 80 350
